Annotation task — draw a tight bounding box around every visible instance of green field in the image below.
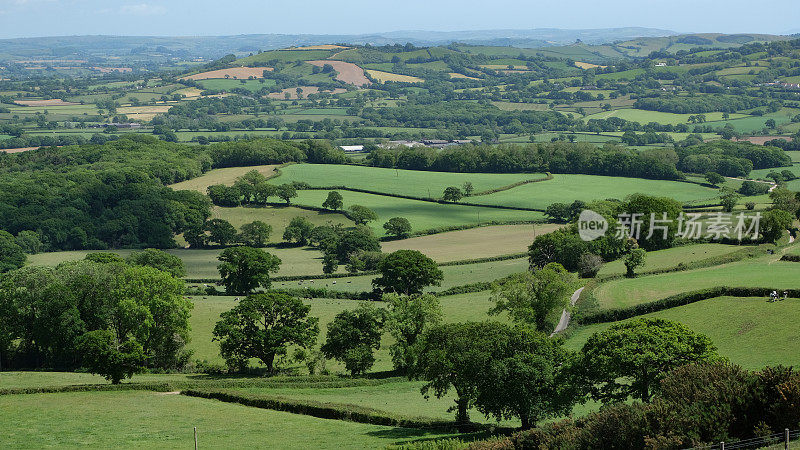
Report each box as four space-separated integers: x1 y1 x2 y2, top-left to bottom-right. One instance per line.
469 174 721 209
591 254 800 310
27 246 339 278
276 258 529 294
566 296 800 369
190 291 500 368
169 165 278 192
596 243 748 277
197 78 276 92
0 391 455 448
583 109 747 125
290 189 544 233
274 164 542 198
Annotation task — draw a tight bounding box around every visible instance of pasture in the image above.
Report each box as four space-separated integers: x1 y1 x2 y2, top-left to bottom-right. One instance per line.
583 109 747 125
595 243 749 277
197 78 276 92
591 254 800 311
289 189 545 233
469 174 721 209
0 391 454 448
181 67 274 80
566 296 800 369
274 164 542 198
168 165 278 192
381 223 559 262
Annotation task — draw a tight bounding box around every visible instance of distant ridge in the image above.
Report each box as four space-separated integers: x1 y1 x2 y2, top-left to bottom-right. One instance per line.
0 28 678 61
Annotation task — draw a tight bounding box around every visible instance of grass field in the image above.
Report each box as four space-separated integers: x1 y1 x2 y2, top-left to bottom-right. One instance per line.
290 189 545 233
274 164 541 199
596 243 748 277
168 165 278 192
189 291 499 368
583 109 747 125
27 245 340 278
469 174 721 209
276 257 529 294
197 78 276 92
591 253 800 310
0 391 456 448
381 224 559 262
209 204 353 239
566 296 800 369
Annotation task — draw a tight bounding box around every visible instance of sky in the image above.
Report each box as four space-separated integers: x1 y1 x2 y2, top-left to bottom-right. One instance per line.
0 0 798 39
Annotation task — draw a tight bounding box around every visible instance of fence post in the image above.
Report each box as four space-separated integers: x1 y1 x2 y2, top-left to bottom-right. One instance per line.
786 428 790 450
194 426 198 450
720 442 724 450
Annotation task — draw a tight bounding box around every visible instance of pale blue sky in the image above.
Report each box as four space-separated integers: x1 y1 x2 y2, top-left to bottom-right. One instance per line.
0 0 798 39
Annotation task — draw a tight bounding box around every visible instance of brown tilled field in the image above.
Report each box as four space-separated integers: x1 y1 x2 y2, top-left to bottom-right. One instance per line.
734 136 791 145
307 60 371 87
182 67 274 81
266 86 347 100
13 99 79 106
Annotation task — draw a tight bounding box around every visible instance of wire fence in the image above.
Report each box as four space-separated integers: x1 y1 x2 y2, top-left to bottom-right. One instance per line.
687 429 800 450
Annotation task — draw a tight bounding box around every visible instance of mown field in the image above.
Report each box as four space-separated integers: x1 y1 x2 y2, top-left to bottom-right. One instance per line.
168 165 278 192
381 223 559 262
583 109 747 125
0 391 457 448
566 296 800 369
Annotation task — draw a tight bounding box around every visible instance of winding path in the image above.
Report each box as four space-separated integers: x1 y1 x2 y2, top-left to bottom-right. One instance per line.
551 287 585 336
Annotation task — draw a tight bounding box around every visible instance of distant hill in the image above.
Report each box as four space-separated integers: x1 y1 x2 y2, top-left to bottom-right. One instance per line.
0 28 678 62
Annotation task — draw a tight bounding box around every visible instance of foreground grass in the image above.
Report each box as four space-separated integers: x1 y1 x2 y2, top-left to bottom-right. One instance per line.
566 296 800 369
0 391 458 448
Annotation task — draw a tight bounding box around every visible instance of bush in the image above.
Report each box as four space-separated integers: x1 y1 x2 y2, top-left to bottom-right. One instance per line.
578 253 603 278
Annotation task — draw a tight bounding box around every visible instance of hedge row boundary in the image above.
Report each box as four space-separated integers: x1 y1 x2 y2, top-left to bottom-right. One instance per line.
577 287 800 324
181 389 455 429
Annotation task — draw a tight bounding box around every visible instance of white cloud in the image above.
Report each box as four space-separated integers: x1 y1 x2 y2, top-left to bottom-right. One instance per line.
120 3 166 15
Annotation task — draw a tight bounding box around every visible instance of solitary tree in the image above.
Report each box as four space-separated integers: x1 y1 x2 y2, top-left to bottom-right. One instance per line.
411 322 506 427
462 181 474 197
760 209 793 243
77 330 146 384
578 318 719 403
720 191 740 213
373 250 443 296
489 263 573 332
705 172 726 187
217 247 282 295
382 217 412 239
349 205 378 225
321 303 385 375
475 326 577 429
238 221 272 247
322 191 343 211
442 186 463 202
213 293 319 372
385 293 441 372
624 248 646 278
